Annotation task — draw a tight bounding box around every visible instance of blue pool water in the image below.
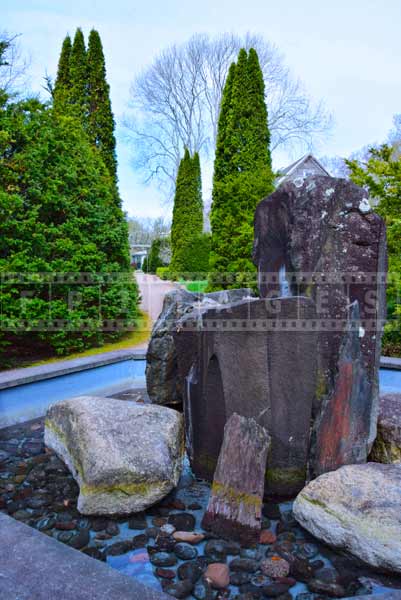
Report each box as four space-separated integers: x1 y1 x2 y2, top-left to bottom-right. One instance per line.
379 367 401 394
0 362 399 429
0 359 146 427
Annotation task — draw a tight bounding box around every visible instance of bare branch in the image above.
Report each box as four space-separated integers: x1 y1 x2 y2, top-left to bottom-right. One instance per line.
124 32 333 198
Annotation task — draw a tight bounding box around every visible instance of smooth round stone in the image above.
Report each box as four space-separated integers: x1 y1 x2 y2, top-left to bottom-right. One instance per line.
161 523 176 536
36 516 56 531
229 571 251 587
174 543 198 560
76 518 91 531
68 529 90 549
168 513 196 532
173 531 204 545
57 531 74 543
277 531 296 543
260 530 277 545
290 557 315 582
177 560 204 583
128 513 147 530
150 551 178 567
193 578 214 600
308 579 346 597
240 548 262 561
153 516 168 527
26 495 50 509
296 542 319 560
310 559 324 571
164 579 193 599
132 533 149 549
237 583 264 597
12 510 31 521
204 540 228 561
204 563 230 589
106 540 134 556
82 547 105 561
261 556 290 578
155 567 176 580
262 582 292 597
106 522 120 536
229 558 259 573
145 526 159 539
250 574 272 587
91 517 109 532
313 567 339 584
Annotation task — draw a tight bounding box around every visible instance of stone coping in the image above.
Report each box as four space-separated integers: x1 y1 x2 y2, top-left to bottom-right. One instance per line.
0 512 169 600
381 356 401 371
0 348 147 390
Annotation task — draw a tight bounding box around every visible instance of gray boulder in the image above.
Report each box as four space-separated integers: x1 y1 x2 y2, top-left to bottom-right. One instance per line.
293 463 401 573
146 287 253 405
45 396 184 515
370 393 401 464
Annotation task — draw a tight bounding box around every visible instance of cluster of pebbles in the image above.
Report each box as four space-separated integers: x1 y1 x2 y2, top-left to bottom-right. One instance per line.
1 418 400 600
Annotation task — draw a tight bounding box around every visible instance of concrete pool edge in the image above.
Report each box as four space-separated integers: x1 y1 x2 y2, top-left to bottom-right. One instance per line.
0 348 147 390
381 356 401 371
0 511 169 600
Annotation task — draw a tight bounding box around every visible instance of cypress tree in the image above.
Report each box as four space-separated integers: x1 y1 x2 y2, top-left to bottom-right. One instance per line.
208 48 274 290
170 148 204 277
69 28 88 123
87 29 117 180
53 34 71 110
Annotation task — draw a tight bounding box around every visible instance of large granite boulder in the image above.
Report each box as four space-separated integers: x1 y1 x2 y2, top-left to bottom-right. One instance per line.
253 176 387 478
202 413 271 546
370 393 401 463
45 396 184 515
146 288 253 405
293 463 401 573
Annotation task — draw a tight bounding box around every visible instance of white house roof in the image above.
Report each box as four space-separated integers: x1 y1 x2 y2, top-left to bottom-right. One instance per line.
276 154 330 187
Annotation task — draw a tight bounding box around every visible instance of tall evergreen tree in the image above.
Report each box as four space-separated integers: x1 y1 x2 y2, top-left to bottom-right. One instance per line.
170 148 205 276
208 48 274 290
53 34 71 110
87 29 117 180
69 28 88 122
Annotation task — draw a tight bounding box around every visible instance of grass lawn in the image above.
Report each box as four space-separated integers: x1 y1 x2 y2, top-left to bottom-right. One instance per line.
180 280 208 293
24 311 152 368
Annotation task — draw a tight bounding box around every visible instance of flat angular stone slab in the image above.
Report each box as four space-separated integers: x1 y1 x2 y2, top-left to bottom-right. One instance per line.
0 512 169 600
202 413 270 546
45 396 184 514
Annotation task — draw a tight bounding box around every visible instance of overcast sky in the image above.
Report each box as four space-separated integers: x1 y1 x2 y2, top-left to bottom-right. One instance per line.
3 0 401 219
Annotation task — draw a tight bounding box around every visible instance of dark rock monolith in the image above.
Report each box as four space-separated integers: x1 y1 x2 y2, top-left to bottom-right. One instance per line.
201 413 270 547
253 176 387 477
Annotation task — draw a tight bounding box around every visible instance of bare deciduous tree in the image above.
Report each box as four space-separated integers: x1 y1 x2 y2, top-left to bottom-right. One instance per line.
0 31 30 96
124 32 333 196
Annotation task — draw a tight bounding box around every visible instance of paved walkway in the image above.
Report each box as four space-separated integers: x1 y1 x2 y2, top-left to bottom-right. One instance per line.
135 272 179 323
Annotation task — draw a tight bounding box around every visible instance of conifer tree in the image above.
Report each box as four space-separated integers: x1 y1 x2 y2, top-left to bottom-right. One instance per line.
53 34 71 110
87 29 117 180
208 48 274 290
69 28 88 123
170 148 205 276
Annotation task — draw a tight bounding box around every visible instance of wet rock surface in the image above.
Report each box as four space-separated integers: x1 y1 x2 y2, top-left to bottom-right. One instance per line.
1 418 401 599
202 414 270 546
293 463 401 573
45 396 184 514
370 393 401 463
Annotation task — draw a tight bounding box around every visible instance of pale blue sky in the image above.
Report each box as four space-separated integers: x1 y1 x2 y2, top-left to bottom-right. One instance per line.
3 0 401 219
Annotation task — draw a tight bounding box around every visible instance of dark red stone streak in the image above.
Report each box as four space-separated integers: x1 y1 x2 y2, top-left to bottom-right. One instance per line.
314 361 352 473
